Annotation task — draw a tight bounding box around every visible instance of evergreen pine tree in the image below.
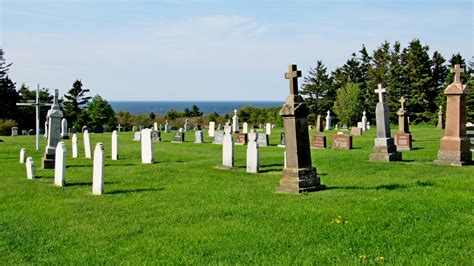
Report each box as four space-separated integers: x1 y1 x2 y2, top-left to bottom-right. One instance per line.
63 80 91 128
0 49 19 121
301 61 334 120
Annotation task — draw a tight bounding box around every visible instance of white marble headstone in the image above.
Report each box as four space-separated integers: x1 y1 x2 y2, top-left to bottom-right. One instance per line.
153 122 158 131
362 111 368 131
112 130 118 160
19 148 26 164
83 130 91 159
208 121 215 137
266 123 271 135
61 118 68 138
246 131 259 173
141 129 154 164
54 142 67 187
232 109 239 133
133 132 141 141
325 110 332 130
222 127 234 168
72 134 78 158
92 143 104 195
26 157 35 179
242 122 248 134
194 130 204 143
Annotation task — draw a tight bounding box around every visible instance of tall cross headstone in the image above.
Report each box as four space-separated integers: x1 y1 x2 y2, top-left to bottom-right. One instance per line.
16 84 52 151
395 96 413 150
434 64 472 166
369 84 401 161
277 64 325 193
41 89 63 169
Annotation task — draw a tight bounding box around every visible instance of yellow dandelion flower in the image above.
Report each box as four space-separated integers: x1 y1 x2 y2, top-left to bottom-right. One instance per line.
345 220 349 224
359 255 367 261
335 219 341 224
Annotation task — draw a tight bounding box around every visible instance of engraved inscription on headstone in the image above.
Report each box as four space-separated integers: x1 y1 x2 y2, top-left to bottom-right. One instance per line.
311 136 327 149
332 134 352 150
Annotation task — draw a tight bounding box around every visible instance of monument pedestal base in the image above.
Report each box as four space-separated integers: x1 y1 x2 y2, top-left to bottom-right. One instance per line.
433 150 472 166
277 166 325 194
41 153 55 169
369 145 402 162
62 136 70 140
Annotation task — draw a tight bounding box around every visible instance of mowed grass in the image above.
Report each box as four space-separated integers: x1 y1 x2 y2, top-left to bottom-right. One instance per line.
0 126 473 264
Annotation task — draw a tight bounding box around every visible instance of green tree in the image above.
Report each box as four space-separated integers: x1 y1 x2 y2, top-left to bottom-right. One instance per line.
191 105 203 117
149 112 156 120
208 111 219 122
116 111 132 130
63 80 91 128
0 49 19 121
183 108 191 117
333 83 364 126
431 51 449 110
85 95 116 132
301 61 335 120
165 109 181 120
17 84 53 130
400 39 433 123
386 41 406 122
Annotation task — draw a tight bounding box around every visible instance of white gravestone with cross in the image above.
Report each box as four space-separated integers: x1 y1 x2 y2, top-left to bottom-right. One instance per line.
41 89 63 169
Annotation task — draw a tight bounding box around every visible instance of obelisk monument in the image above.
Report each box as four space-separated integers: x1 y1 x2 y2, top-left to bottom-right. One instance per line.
434 64 472 166
277 64 325 193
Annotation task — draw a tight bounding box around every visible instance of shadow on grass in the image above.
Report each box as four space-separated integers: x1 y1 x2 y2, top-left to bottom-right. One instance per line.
104 163 139 167
327 179 435 191
107 188 164 195
66 165 92 168
67 181 117 187
411 147 423 151
401 159 415 162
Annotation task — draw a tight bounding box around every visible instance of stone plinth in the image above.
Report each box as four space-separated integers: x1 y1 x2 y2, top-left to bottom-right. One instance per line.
351 127 362 136
434 65 472 166
277 64 325 193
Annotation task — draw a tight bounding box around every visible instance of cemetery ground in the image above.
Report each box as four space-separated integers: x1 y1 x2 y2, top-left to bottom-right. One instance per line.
1 126 473 264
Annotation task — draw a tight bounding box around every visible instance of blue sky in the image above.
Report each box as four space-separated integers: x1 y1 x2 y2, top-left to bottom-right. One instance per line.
1 0 472 101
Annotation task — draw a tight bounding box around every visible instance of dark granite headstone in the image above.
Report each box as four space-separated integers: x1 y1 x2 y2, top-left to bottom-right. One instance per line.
332 134 352 150
213 130 224 144
172 132 184 143
235 133 247 145
311 136 326 149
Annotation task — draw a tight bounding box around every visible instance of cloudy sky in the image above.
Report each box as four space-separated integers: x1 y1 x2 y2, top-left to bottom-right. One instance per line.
1 0 472 101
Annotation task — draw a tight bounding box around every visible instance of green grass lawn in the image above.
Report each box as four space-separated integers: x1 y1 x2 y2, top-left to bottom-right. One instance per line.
1 126 473 264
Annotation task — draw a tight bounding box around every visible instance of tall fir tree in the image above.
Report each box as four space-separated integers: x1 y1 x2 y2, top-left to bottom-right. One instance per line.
367 41 391 121
431 51 449 112
400 39 433 123
301 61 335 120
358 45 372 114
63 80 91 128
385 41 406 121
0 49 19 121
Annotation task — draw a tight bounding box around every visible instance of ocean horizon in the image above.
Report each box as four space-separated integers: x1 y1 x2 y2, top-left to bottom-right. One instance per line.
109 101 284 115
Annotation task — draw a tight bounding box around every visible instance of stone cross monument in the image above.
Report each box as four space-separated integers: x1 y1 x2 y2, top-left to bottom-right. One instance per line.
434 64 472 166
437 105 444 129
395 96 412 150
369 84 402 162
42 89 63 169
277 64 325 193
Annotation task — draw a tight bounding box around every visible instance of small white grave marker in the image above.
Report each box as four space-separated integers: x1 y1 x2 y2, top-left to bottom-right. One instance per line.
221 127 234 168
246 130 259 173
54 142 67 186
26 157 35 179
83 130 91 159
19 148 26 164
72 134 78 158
111 130 118 160
92 143 104 195
141 129 154 164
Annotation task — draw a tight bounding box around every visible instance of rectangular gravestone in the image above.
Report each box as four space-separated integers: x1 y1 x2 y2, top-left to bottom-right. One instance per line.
311 136 327 149
172 132 185 143
256 133 269 147
351 127 363 136
465 124 474 151
235 133 247 145
194 130 204 143
213 130 224 144
278 132 285 147
332 134 352 150
133 132 141 141
152 131 161 142
395 133 412 150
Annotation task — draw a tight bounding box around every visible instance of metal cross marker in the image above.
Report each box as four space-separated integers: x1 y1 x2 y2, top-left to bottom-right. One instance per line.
452 64 464 83
375 84 386 103
399 96 406 109
16 84 53 151
285 64 301 96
